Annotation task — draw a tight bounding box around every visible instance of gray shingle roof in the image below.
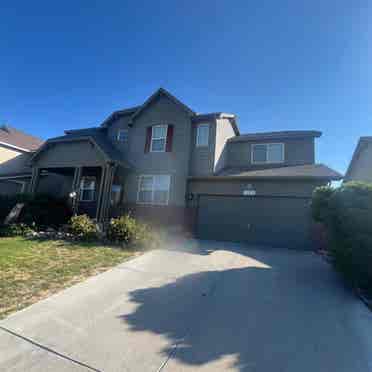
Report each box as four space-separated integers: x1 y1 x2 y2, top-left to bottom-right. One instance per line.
228 130 322 143
190 164 342 181
100 88 196 128
33 128 131 168
100 106 141 127
0 125 43 151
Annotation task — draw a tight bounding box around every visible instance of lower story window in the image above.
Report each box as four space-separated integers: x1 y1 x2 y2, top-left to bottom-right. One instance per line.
137 175 171 205
111 184 122 206
79 177 96 201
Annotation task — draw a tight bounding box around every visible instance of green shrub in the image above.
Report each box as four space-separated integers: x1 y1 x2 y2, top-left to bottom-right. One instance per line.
19 194 72 228
107 215 157 248
69 214 98 241
312 185 334 223
312 182 372 295
0 223 34 237
0 193 72 228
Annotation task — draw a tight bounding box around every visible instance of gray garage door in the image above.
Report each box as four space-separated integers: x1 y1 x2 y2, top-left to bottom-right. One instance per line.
197 195 312 249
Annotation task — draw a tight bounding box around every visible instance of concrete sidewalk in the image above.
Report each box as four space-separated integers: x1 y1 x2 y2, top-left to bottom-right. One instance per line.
1 240 372 371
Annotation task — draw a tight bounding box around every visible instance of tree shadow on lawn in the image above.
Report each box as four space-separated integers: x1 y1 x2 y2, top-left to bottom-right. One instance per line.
120 247 367 371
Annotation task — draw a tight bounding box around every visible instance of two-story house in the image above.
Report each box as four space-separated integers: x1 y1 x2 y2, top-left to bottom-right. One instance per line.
29 88 342 248
0 125 43 195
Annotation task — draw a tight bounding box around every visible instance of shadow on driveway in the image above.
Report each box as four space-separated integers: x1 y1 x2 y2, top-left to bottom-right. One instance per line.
120 245 371 371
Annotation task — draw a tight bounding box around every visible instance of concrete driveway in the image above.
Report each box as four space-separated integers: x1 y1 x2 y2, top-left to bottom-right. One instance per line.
1 240 372 372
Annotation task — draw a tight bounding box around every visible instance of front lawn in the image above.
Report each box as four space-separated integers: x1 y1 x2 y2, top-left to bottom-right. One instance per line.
0 237 139 319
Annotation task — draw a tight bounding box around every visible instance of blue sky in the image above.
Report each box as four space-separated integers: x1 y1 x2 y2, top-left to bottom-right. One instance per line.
1 1 371 173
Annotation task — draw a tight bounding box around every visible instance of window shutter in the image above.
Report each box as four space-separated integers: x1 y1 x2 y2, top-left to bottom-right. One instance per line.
144 126 152 153
165 125 174 152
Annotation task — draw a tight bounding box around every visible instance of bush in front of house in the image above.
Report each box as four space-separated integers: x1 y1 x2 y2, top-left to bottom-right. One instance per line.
0 193 72 228
68 214 98 241
312 182 372 296
312 185 335 224
107 214 158 248
0 223 35 237
19 194 72 228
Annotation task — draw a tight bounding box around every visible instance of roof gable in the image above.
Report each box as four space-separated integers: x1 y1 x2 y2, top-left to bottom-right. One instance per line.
129 88 195 125
30 129 131 168
100 88 195 128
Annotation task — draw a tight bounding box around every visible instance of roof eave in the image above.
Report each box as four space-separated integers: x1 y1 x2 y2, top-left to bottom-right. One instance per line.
100 106 140 128
0 173 32 180
227 131 322 143
188 175 343 182
0 141 33 153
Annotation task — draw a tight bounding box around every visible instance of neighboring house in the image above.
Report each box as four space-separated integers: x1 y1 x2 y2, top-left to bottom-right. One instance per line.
29 88 342 248
0 125 43 195
344 137 372 183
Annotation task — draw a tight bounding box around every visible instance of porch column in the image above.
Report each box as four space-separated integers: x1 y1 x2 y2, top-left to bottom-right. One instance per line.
95 166 106 220
71 167 82 215
28 167 41 194
98 163 115 223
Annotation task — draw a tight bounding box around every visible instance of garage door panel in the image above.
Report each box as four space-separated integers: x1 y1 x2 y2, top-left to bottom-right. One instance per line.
197 195 312 249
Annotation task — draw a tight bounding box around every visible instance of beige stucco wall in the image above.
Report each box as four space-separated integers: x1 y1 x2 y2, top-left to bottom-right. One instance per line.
214 118 236 172
0 145 31 175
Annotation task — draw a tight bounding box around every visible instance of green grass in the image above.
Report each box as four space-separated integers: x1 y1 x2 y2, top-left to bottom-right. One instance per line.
0 237 139 319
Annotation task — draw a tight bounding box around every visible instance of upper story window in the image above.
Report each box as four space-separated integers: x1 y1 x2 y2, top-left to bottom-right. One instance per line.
252 143 284 164
117 129 128 143
196 123 209 147
137 175 171 205
150 125 168 152
79 177 96 202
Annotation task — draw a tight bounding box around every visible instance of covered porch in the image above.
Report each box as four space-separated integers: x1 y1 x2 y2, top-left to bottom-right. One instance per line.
28 132 130 222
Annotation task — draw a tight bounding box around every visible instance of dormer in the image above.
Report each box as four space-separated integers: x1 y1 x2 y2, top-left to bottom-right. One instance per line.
224 130 321 171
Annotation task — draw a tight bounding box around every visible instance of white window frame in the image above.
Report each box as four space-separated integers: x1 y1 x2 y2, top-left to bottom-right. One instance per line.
79 177 96 202
150 125 168 152
117 129 128 142
137 175 171 205
196 123 209 147
251 143 285 164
